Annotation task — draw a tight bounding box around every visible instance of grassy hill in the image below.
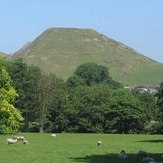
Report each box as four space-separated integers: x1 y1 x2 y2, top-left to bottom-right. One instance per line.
0 51 7 58
6 28 163 85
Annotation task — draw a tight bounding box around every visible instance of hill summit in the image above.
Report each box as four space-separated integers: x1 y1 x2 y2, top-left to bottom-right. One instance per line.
6 28 163 85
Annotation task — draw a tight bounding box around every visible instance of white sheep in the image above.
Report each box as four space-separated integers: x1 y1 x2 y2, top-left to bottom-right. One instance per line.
51 133 56 138
97 140 102 147
14 136 25 141
23 139 29 145
142 157 155 162
7 138 17 145
118 150 128 159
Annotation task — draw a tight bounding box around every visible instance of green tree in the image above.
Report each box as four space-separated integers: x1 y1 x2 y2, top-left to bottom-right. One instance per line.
156 82 163 133
37 74 66 133
58 84 113 133
157 82 163 111
105 89 145 134
0 58 23 134
75 63 109 86
5 59 41 129
67 63 123 89
66 74 86 87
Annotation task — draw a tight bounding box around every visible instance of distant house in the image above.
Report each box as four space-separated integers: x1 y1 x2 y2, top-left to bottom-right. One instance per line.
134 86 148 93
148 86 158 94
124 85 158 94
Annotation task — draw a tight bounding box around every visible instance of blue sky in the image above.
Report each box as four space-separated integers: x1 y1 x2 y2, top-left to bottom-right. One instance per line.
0 0 163 63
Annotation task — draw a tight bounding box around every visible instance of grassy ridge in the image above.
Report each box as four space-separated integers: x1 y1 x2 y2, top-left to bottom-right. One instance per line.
0 51 7 57
6 28 163 85
1 133 163 163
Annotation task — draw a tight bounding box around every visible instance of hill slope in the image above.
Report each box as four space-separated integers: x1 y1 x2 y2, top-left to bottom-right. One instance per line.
6 28 163 85
0 51 7 58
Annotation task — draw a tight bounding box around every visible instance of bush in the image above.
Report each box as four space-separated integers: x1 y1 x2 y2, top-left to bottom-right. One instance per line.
144 120 160 134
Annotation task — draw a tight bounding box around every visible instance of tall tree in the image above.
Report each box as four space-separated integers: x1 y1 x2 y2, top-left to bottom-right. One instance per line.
0 57 23 134
156 82 163 133
5 59 41 129
157 82 163 111
37 74 65 133
133 91 158 120
105 89 145 134
54 84 113 133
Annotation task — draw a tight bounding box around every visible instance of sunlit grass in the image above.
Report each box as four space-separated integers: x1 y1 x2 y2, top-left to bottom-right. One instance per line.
1 133 163 163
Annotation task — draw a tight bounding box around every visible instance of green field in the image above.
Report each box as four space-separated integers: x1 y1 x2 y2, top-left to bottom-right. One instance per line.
1 133 163 163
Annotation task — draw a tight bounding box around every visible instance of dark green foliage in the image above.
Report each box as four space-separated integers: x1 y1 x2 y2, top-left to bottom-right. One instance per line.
133 92 158 118
157 82 163 111
104 89 145 134
66 74 86 87
155 82 163 133
75 63 109 86
52 85 112 133
107 76 123 89
3 59 162 134
27 122 40 132
5 59 42 129
74 85 111 133
37 74 66 132
134 92 156 109
67 63 123 89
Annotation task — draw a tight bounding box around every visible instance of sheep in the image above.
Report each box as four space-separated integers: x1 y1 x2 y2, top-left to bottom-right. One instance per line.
118 150 128 159
19 136 25 141
142 157 155 162
97 140 102 147
7 138 17 145
148 161 157 163
137 150 148 160
23 139 29 145
51 133 56 138
14 136 25 141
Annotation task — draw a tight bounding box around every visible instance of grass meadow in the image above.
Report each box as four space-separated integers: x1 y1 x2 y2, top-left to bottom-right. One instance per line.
0 133 163 163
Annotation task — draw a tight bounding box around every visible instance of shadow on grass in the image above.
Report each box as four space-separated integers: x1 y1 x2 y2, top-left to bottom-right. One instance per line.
137 139 163 143
69 153 163 163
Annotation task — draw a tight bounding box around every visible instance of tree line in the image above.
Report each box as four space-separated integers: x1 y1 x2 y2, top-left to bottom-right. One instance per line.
0 57 163 134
